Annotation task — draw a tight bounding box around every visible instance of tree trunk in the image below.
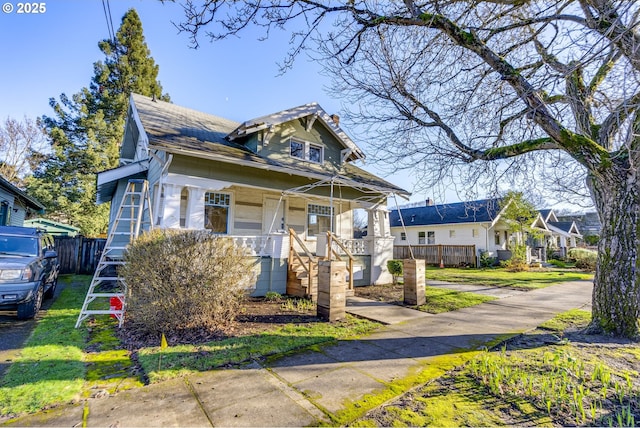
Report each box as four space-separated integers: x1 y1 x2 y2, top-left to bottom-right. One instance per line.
589 168 640 338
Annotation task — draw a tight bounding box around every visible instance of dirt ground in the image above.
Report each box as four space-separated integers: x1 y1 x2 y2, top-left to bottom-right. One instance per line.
118 296 321 349
354 282 404 303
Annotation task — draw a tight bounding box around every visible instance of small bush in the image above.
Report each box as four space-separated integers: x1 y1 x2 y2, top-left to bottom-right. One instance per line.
501 244 529 272
387 259 403 284
122 229 255 337
568 248 597 271
479 251 496 268
265 291 282 301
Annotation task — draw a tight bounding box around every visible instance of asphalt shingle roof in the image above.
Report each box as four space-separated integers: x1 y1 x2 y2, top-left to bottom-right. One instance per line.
130 94 407 196
390 198 503 227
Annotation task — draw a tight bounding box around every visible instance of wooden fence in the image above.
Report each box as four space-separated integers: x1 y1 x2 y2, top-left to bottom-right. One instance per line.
53 236 106 275
393 244 477 267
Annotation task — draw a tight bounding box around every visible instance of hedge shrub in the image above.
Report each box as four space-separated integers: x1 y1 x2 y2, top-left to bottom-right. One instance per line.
568 248 597 271
122 229 255 336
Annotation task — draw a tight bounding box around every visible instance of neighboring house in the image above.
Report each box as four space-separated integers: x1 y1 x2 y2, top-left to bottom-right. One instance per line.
0 174 44 227
24 218 81 237
538 210 583 257
389 198 581 264
557 211 600 243
96 94 409 296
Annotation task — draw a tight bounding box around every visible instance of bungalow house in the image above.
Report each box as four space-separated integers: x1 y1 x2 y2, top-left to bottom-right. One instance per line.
389 198 581 265
539 210 582 257
96 94 409 297
0 174 44 226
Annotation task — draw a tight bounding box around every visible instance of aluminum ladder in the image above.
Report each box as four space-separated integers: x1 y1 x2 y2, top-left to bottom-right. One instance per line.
75 179 153 328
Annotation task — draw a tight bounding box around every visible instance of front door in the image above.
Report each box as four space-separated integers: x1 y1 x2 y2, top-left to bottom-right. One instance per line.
263 197 286 234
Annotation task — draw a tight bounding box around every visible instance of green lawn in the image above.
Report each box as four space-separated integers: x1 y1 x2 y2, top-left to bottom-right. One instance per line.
419 287 496 313
425 267 593 290
0 276 380 418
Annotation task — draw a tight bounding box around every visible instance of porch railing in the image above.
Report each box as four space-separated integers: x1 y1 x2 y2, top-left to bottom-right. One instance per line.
326 231 355 292
288 228 317 275
229 235 266 256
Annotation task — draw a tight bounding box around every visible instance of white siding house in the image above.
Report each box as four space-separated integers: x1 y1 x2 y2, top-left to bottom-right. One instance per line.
390 199 582 264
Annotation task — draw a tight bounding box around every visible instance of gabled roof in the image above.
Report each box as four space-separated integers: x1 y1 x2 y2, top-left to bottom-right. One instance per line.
547 221 582 237
0 174 44 212
390 199 504 227
226 102 365 162
539 209 558 223
124 94 408 198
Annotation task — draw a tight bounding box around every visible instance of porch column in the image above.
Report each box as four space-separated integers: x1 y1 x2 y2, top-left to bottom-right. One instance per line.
162 184 182 229
186 187 206 229
367 208 394 285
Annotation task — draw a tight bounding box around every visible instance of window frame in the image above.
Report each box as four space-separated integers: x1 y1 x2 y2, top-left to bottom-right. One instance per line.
427 231 435 245
290 139 324 164
307 203 333 237
204 191 231 234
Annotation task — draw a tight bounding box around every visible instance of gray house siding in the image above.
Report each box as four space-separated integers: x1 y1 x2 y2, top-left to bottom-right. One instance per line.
168 154 370 201
254 119 344 169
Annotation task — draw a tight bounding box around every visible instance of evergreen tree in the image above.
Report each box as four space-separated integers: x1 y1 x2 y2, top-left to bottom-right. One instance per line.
27 9 169 236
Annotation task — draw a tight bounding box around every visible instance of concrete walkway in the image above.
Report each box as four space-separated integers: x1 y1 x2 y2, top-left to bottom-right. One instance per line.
6 281 593 427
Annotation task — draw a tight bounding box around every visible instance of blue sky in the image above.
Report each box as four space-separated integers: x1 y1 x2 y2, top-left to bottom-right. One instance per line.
0 0 442 204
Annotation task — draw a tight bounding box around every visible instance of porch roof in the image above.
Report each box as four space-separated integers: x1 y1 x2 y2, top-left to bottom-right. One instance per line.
96 159 150 204
129 94 408 197
548 221 582 237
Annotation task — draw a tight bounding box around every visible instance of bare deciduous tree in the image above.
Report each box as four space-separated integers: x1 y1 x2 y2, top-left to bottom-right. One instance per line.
0 116 45 186
173 1 640 337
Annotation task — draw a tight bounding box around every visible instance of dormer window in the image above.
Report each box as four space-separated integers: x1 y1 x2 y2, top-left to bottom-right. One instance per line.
290 140 323 163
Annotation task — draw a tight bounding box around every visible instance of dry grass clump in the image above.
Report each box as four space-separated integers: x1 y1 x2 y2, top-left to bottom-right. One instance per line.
122 229 255 337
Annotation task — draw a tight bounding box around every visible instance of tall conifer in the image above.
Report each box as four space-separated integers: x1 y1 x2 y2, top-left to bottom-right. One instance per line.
28 9 169 236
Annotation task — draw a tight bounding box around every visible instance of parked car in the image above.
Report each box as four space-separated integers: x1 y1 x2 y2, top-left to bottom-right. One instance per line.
0 226 59 319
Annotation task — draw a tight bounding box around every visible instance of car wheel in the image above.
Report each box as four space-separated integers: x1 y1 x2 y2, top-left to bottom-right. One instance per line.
17 283 44 320
44 276 58 299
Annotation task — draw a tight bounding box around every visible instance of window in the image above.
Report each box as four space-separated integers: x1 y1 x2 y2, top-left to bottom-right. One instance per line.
290 141 304 159
449 230 456 238
309 145 322 163
180 188 188 228
307 204 333 236
427 231 435 245
205 192 230 233
0 202 8 226
495 231 501 245
290 140 323 163
418 231 426 244
472 228 478 238
400 232 406 241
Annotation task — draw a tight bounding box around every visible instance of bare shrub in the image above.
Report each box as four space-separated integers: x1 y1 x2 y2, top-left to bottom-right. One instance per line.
121 229 255 336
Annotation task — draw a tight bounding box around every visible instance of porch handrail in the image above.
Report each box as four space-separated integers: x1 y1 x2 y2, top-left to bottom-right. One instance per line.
288 227 317 275
326 231 354 292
